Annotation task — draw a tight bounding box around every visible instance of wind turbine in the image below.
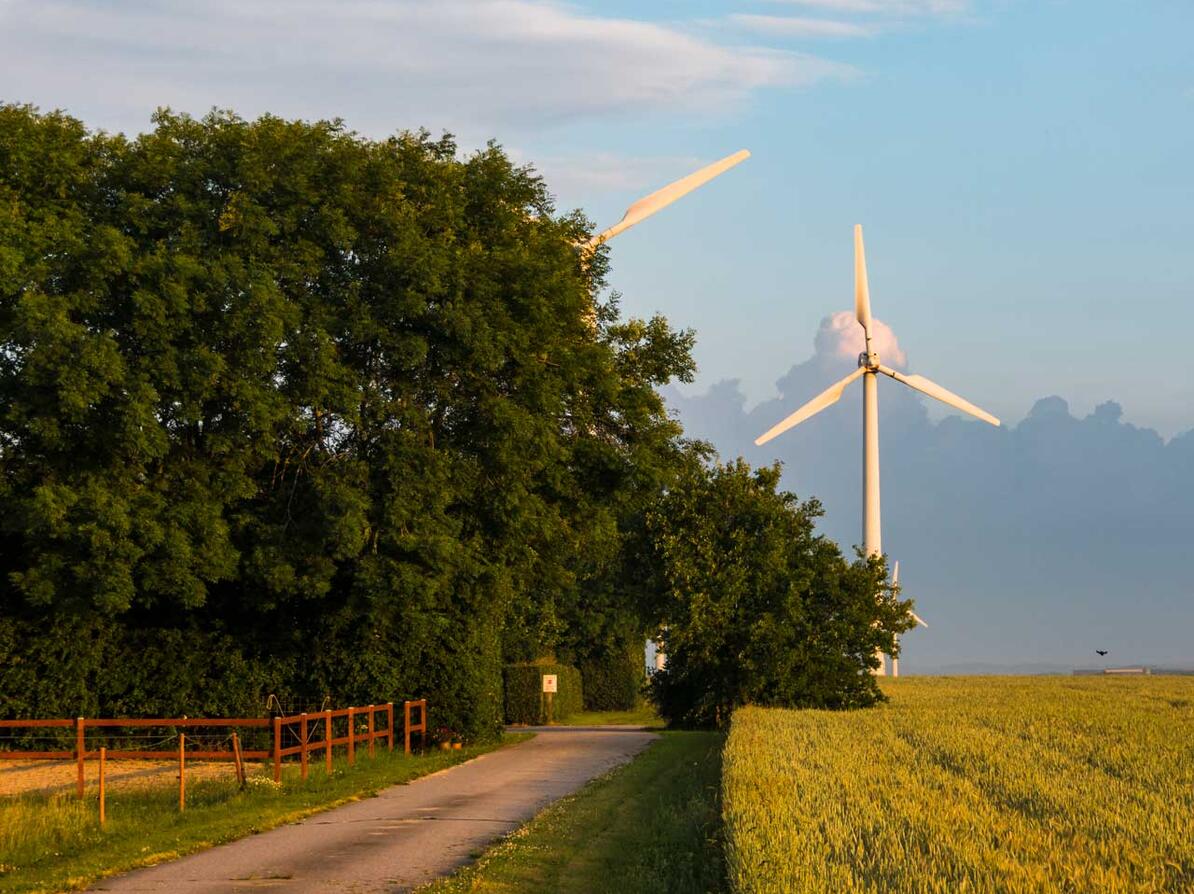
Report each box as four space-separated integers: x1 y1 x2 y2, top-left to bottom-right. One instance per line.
755 225 999 675
889 561 927 678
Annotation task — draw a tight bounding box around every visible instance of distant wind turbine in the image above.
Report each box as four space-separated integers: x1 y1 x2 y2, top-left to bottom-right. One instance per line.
755 225 1000 675
889 561 927 678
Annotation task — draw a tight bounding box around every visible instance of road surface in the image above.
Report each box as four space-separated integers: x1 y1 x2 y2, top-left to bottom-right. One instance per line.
91 726 656 893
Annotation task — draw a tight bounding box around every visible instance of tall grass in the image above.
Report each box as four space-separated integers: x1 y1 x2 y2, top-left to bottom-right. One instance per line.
722 677 1194 894
0 795 100 875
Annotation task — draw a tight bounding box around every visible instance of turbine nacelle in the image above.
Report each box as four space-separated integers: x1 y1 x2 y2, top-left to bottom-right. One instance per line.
755 225 999 449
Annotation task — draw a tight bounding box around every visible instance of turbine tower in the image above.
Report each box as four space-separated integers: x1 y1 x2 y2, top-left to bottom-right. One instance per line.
889 561 928 678
755 225 999 675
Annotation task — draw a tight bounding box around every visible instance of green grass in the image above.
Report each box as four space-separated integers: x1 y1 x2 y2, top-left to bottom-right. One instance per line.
0 735 527 894
723 677 1194 894
555 703 663 728
420 731 726 894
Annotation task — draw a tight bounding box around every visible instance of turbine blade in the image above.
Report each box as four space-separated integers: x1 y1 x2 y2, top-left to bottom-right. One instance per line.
910 611 929 628
855 224 872 336
892 560 900 587
586 150 750 247
878 365 1000 427
755 368 864 446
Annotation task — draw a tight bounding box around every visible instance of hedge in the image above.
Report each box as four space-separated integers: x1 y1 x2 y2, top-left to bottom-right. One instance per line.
503 662 582 724
579 647 642 711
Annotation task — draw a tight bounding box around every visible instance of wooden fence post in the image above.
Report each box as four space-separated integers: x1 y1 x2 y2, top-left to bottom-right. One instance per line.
300 713 309 780
386 703 394 753
347 707 355 766
404 701 411 755
273 716 282 783
76 716 85 799
325 710 333 774
231 732 246 787
178 733 186 813
415 697 425 754
98 746 106 828
367 705 375 759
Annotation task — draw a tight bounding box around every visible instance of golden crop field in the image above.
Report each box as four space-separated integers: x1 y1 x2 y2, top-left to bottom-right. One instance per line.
722 677 1194 894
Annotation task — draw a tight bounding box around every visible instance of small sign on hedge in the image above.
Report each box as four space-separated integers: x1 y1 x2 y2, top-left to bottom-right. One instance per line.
503 663 583 724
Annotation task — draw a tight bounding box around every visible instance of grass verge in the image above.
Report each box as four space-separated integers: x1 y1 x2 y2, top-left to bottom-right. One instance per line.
419 730 726 894
0 734 527 894
555 704 663 728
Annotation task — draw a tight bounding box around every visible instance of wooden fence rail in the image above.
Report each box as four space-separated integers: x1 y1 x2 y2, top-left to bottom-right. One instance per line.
271 702 398 782
0 698 429 798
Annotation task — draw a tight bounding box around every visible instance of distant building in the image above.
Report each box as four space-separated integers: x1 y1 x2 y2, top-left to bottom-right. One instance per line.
1072 666 1151 676
644 638 666 675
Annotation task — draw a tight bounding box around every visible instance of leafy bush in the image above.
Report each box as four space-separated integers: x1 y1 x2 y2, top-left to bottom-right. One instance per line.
0 613 283 723
638 456 915 727
503 662 582 724
579 648 641 711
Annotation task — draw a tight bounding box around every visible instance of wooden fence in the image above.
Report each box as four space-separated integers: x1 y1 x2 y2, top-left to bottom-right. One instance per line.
0 698 430 799
404 698 427 755
271 702 394 782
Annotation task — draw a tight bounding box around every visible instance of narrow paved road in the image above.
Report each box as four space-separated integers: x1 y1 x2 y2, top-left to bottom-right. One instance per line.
91 727 656 893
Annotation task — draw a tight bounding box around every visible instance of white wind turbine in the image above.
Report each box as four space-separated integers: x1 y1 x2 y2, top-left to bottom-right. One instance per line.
889 561 928 678
755 225 999 675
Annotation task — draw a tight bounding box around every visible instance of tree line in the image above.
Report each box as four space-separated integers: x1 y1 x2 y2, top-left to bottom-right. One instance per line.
0 105 910 736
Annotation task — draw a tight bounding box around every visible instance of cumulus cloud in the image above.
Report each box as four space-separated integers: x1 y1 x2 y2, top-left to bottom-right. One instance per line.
664 371 1194 670
0 0 850 138
814 310 907 367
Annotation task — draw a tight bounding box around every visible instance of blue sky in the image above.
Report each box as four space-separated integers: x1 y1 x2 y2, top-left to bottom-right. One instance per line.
1 1 1190 435
2 1 1192 665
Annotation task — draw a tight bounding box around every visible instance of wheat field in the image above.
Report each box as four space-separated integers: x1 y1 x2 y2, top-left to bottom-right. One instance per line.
722 677 1194 894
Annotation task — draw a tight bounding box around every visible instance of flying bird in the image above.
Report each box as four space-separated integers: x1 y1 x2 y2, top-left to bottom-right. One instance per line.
1096 650 1109 657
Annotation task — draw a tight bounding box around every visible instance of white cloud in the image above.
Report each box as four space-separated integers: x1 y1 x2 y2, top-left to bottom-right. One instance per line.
764 0 968 14
0 0 852 138
815 311 907 367
729 14 876 38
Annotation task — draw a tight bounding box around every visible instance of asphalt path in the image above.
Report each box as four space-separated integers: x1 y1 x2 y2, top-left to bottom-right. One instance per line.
91 726 657 893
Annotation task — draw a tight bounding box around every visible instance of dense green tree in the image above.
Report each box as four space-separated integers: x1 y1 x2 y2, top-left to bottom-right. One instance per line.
0 104 691 738
639 453 915 727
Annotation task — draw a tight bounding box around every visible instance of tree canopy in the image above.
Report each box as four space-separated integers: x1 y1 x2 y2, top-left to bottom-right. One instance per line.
1 104 913 734
640 455 914 726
